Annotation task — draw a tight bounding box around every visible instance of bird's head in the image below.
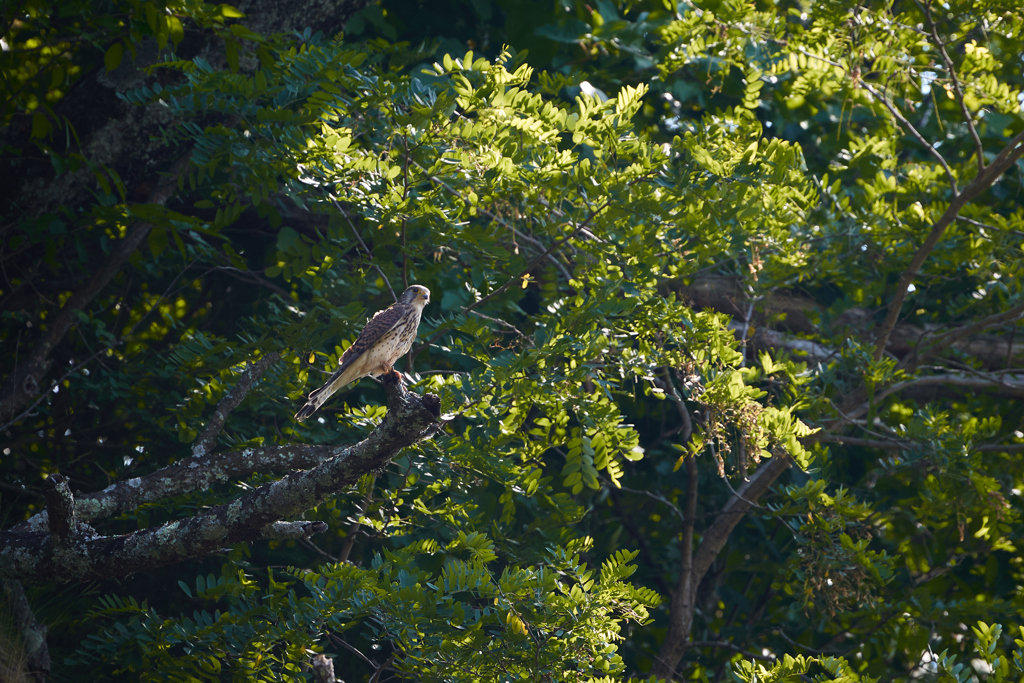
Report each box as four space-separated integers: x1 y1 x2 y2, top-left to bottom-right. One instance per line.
402 285 431 308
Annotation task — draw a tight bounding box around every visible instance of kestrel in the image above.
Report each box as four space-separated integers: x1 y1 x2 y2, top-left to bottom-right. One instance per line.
294 285 430 421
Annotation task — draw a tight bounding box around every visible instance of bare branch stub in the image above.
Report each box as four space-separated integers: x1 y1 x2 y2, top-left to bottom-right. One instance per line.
43 474 76 545
312 654 337 683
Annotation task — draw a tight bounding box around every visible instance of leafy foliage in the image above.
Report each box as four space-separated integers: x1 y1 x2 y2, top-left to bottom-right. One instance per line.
80 539 658 681
3 0 1024 680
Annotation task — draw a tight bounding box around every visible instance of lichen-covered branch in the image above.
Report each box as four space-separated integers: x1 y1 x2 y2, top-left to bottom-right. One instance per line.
13 432 359 534
0 378 441 582
262 520 330 539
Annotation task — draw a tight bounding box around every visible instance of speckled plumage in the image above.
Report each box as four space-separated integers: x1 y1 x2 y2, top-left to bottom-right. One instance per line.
294 285 430 421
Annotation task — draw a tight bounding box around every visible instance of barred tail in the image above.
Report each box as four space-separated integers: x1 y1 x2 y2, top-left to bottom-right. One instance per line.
294 386 326 422
294 401 318 422
293 359 363 421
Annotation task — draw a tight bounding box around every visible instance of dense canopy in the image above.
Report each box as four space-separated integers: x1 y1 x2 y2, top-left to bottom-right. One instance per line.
1 0 1024 681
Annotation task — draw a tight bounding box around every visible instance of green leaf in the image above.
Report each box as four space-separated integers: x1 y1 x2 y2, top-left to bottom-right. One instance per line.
104 42 123 72
148 227 168 258
225 38 239 73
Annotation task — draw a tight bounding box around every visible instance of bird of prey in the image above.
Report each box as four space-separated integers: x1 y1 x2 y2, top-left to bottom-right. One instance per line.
294 285 430 421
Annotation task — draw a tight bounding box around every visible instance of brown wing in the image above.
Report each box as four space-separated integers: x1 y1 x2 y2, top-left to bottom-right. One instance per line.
307 303 409 400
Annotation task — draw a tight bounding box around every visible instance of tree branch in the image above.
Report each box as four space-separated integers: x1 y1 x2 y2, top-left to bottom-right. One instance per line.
674 277 1024 369
919 0 985 172
312 654 338 683
652 367 697 680
873 128 1024 361
811 432 1024 453
651 453 698 680
843 371 1024 423
859 81 958 195
652 452 792 680
332 199 397 302
418 166 574 282
917 301 1024 361
0 154 190 425
11 440 378 534
461 198 612 315
0 377 441 582
191 352 280 458
262 520 330 539
691 454 791 595
338 475 375 564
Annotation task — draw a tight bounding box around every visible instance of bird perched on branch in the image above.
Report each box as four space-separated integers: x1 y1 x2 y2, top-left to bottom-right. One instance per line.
294 285 430 421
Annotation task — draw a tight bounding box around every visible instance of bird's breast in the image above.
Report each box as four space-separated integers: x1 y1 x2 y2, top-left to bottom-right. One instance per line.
373 312 420 362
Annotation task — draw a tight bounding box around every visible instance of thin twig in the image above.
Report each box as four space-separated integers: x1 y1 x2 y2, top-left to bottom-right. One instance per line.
463 198 612 315
339 476 376 564
191 352 280 457
918 0 985 172
331 199 397 301
859 81 958 195
612 480 685 523
690 641 775 662
419 165 574 282
469 310 531 341
299 538 340 563
791 47 959 194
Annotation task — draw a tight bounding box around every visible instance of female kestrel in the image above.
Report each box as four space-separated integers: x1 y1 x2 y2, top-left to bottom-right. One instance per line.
294 285 430 421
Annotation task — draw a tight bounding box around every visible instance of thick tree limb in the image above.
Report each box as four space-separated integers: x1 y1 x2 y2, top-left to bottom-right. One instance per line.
650 369 693 680
690 454 791 609
12 440 371 534
0 154 188 425
312 654 337 683
751 329 836 363
812 433 1024 453
652 453 697 680
0 377 441 582
651 454 791 680
916 302 1024 363
842 372 1024 423
675 278 1024 368
191 352 280 458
